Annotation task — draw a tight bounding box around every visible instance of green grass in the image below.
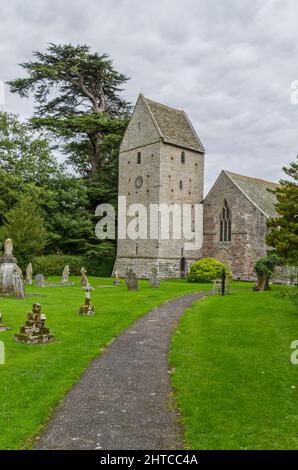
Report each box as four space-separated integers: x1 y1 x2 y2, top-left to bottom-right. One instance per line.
170 288 298 450
0 276 209 450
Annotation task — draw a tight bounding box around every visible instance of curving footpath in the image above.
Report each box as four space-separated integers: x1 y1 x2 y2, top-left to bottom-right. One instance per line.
36 291 206 450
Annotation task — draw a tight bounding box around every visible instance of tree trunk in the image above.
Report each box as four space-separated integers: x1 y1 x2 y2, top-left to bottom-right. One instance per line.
254 275 270 291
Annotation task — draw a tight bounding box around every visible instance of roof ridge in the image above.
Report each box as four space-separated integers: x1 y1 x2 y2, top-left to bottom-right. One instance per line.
224 170 278 186
142 95 184 113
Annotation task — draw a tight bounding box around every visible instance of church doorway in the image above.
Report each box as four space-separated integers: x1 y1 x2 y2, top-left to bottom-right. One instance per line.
180 257 187 278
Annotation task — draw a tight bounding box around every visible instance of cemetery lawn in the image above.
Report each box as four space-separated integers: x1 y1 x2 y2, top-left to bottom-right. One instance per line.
170 288 298 449
0 277 210 450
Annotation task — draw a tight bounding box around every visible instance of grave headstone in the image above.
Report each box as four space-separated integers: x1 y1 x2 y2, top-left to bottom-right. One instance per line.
78 285 95 315
14 303 54 344
80 267 89 287
125 269 139 291
149 267 160 288
26 263 33 285
35 274 45 288
113 271 121 286
0 238 25 299
0 312 9 332
62 265 70 284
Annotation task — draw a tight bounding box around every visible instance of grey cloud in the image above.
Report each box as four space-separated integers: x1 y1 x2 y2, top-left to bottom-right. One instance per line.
1 0 298 192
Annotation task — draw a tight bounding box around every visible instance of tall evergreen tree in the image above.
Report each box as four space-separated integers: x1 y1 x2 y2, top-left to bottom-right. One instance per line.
8 43 130 178
267 157 298 265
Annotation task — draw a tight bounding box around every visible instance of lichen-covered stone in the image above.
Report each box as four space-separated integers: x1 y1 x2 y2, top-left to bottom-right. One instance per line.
14 303 54 344
125 269 139 290
0 239 25 298
78 286 95 315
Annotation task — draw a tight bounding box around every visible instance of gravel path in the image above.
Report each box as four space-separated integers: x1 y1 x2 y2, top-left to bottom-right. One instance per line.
36 291 206 450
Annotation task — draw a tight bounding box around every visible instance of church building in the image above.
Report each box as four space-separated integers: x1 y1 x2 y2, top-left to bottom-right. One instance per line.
113 94 277 280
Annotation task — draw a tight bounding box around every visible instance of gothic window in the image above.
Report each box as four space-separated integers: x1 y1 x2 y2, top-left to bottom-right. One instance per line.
179 180 183 190
220 199 232 242
181 151 185 164
137 152 141 164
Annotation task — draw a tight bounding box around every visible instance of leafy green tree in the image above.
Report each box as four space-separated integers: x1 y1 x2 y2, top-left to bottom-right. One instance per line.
0 111 100 256
0 196 48 268
0 112 60 184
267 158 298 266
8 43 130 177
253 253 280 291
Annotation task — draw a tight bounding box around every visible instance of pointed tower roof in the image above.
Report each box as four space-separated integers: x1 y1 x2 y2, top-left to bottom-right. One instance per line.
140 94 205 153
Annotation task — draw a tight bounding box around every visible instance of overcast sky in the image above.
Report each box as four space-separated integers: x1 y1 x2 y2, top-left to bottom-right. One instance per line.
1 0 298 192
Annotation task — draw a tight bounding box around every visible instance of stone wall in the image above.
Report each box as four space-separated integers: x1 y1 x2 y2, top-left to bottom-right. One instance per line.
203 172 268 280
113 256 198 279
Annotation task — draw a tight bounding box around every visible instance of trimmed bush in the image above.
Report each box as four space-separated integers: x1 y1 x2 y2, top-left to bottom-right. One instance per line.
84 257 115 277
32 255 115 277
188 257 231 283
32 255 84 277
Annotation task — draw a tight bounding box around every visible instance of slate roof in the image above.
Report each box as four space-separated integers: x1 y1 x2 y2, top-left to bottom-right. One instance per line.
224 171 279 218
141 94 205 153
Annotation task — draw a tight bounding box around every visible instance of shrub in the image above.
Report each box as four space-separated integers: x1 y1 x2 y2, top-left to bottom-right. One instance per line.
32 255 84 277
188 257 231 283
253 253 280 291
276 285 298 308
32 254 115 277
0 196 48 269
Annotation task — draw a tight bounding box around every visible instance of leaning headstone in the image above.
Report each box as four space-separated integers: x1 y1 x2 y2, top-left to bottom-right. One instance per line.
62 265 70 284
78 285 95 315
149 267 160 288
0 312 9 332
80 267 89 287
26 263 33 285
0 238 25 299
125 269 139 291
14 303 54 344
113 271 121 286
35 274 45 288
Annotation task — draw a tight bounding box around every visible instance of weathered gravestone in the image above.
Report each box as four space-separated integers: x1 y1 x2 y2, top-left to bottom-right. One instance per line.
62 265 70 284
113 271 121 286
0 312 9 332
78 285 95 315
14 303 54 344
80 267 89 287
125 269 139 291
0 239 25 299
149 267 160 288
35 274 45 288
26 263 33 285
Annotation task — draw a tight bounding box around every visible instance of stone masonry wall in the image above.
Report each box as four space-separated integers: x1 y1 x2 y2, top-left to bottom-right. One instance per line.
203 172 268 280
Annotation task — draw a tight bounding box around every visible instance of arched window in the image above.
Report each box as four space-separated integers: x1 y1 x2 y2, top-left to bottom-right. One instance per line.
220 199 231 242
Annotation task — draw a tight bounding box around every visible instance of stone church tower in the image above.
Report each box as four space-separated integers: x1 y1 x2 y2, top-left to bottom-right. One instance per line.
113 94 205 278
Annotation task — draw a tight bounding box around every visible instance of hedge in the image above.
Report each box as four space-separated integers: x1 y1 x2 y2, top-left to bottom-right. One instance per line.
32 255 115 277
